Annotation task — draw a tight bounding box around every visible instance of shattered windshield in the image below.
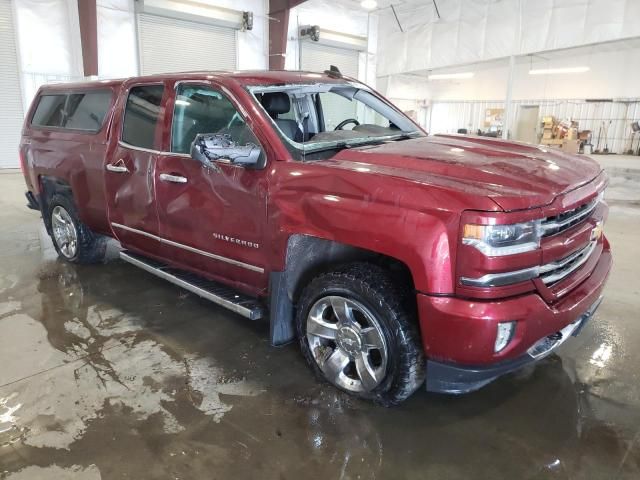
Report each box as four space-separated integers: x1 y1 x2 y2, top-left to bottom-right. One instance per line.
249 83 423 157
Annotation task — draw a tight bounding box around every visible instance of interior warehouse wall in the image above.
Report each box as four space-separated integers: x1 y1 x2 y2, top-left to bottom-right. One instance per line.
381 43 640 154
420 46 640 102
98 0 268 78
427 99 640 155
285 0 378 86
13 0 84 109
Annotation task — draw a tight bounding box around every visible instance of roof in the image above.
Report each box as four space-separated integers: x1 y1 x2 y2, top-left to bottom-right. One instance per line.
38 70 353 93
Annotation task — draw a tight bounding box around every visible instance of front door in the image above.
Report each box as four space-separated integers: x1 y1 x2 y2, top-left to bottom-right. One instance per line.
155 82 269 294
104 83 165 257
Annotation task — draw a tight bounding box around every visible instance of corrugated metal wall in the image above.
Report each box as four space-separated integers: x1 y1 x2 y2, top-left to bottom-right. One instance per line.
0 0 24 168
428 99 640 154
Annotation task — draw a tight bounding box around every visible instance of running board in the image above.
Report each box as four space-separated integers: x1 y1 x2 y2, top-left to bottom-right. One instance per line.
120 251 264 320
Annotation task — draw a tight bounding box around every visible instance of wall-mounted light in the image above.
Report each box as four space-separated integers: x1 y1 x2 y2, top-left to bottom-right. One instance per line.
361 0 377 9
529 67 590 75
428 72 475 80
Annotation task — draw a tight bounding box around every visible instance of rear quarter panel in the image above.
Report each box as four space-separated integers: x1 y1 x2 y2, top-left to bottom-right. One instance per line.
21 85 120 235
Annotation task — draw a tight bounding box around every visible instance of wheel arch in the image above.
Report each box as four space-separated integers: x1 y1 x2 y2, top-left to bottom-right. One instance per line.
268 234 416 346
39 175 73 233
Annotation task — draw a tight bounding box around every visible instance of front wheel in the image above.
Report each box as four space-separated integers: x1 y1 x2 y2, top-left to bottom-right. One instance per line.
296 263 425 406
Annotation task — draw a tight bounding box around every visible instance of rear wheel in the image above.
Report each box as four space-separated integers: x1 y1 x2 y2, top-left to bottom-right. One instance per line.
296 263 425 406
48 194 107 264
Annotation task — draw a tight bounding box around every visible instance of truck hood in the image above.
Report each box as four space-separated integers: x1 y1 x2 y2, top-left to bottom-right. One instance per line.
329 134 603 211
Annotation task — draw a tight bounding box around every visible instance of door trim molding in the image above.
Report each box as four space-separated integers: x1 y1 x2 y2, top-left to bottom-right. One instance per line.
111 222 264 273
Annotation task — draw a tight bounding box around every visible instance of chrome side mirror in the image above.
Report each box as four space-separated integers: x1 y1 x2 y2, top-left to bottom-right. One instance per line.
191 133 262 167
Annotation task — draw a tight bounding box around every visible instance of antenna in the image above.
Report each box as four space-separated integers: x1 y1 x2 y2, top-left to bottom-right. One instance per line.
324 65 342 79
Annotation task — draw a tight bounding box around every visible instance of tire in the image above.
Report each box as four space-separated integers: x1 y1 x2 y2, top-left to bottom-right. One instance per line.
296 262 425 406
47 193 107 264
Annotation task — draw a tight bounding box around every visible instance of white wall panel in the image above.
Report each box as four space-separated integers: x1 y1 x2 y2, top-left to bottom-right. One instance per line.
378 0 640 76
0 0 24 168
97 0 137 78
13 0 83 108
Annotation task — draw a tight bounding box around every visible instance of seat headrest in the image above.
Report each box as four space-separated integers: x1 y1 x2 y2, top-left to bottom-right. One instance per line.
261 92 291 115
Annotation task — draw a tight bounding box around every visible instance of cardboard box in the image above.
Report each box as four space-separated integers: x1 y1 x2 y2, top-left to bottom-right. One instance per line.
561 139 580 154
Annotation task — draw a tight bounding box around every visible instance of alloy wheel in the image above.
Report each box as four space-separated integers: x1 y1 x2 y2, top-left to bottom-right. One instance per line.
51 206 78 259
306 295 388 393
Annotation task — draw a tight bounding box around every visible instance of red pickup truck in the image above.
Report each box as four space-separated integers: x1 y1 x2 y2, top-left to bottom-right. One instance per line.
20 69 611 405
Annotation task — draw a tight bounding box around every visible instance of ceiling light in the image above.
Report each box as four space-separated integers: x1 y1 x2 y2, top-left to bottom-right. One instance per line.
428 72 475 80
529 67 590 75
360 0 377 10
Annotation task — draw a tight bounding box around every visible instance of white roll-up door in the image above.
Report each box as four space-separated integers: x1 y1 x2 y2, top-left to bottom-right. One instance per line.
137 14 237 75
0 0 24 169
300 41 359 78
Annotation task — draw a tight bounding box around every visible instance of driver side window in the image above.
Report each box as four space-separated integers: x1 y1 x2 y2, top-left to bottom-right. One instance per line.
171 84 258 154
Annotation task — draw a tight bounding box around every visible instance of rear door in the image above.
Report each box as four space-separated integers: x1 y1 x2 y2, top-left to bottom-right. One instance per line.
105 83 165 257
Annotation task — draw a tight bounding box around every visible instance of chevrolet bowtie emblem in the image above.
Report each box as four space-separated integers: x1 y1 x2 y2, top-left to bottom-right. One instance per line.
591 221 603 241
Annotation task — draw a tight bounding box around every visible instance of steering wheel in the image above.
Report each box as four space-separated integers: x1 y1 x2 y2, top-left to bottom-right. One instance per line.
334 118 360 130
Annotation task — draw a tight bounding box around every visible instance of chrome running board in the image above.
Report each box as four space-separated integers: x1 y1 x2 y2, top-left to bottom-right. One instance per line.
120 251 264 320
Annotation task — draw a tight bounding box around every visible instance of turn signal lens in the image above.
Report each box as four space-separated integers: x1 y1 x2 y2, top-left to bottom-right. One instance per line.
495 321 516 352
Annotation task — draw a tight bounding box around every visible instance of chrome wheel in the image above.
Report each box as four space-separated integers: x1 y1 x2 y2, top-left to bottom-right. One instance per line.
306 296 388 393
51 206 78 259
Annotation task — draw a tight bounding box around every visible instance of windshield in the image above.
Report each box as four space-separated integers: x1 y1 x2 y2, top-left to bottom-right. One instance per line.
249 83 423 158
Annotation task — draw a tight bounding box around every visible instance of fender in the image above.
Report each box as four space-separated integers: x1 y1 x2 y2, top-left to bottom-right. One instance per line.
268 234 412 346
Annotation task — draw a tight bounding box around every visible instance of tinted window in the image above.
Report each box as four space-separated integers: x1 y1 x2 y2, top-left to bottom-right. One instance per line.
122 85 164 149
171 85 258 154
32 95 67 127
65 91 112 131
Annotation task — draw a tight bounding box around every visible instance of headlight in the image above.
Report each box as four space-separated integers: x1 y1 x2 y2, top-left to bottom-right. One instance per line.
462 220 542 256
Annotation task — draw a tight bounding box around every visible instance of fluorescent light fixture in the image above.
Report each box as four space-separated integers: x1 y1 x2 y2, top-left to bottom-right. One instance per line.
360 0 377 9
529 66 590 75
428 72 475 80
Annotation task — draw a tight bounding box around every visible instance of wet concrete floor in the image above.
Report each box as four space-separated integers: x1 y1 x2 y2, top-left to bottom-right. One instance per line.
0 168 639 479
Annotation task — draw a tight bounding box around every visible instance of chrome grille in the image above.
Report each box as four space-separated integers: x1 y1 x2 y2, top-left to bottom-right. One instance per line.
541 197 598 237
539 240 597 286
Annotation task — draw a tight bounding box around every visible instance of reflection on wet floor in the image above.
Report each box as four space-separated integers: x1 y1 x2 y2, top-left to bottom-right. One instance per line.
0 174 639 479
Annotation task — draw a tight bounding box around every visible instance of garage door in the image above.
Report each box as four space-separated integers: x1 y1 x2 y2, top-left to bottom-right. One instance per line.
300 41 359 78
0 0 24 169
137 14 237 75
300 42 360 130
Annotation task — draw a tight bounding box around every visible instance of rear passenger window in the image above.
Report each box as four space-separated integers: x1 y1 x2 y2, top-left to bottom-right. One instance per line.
65 91 112 132
31 95 67 127
122 85 164 150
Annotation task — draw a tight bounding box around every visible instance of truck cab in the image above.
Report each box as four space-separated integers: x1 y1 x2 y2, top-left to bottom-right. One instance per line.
20 69 611 405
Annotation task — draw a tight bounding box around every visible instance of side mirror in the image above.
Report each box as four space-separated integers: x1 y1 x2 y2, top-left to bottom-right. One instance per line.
191 133 262 167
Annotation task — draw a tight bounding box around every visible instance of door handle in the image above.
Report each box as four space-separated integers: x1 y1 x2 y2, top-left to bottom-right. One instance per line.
106 162 129 173
159 173 188 184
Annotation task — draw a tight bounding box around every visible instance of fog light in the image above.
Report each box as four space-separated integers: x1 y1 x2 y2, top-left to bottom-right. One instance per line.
495 321 516 352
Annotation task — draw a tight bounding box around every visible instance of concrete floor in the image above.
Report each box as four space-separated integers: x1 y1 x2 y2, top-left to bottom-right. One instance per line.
1 156 639 479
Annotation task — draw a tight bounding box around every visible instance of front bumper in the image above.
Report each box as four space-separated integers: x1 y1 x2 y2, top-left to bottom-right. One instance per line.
425 296 603 393
418 245 612 393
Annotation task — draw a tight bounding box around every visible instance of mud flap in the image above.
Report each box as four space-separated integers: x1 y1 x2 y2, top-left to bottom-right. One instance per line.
269 271 295 346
